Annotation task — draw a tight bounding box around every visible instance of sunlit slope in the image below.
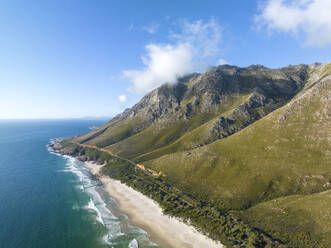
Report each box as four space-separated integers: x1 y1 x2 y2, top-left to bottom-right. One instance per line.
144 66 330 210
240 190 331 247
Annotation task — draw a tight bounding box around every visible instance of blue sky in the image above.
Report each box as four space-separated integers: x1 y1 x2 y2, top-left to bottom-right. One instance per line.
0 0 330 119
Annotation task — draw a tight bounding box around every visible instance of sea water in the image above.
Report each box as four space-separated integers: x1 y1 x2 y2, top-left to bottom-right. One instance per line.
0 120 160 248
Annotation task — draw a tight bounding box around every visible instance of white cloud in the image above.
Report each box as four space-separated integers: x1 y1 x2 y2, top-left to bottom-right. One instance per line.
124 18 223 94
255 0 331 46
118 94 127 103
123 43 193 94
216 58 228 65
142 23 160 34
172 18 222 57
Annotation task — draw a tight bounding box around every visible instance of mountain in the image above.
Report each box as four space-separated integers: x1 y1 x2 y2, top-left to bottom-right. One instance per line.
73 64 308 156
69 62 330 247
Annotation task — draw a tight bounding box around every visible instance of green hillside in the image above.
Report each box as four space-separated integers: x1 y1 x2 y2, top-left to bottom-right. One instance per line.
144 67 330 209
141 63 330 246
239 190 331 247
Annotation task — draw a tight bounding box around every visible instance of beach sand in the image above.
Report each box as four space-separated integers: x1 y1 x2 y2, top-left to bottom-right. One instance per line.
85 161 223 248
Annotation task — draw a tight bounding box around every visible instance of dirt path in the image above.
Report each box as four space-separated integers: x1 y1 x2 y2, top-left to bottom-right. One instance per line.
72 142 156 177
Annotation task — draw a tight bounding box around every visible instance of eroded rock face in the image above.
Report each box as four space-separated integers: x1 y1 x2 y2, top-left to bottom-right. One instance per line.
208 92 273 142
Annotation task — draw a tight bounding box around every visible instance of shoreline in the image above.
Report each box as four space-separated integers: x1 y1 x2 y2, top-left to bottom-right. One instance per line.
84 161 223 248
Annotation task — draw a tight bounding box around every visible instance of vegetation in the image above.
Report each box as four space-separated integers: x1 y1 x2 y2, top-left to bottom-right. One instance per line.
62 62 330 247
145 75 330 210
238 190 331 247
142 65 330 246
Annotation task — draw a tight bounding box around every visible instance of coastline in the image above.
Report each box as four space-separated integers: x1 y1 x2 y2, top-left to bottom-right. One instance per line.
84 161 223 248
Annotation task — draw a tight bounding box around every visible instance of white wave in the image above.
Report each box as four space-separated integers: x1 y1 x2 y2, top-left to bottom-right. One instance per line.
48 150 62 156
86 199 104 225
129 239 139 248
63 155 125 243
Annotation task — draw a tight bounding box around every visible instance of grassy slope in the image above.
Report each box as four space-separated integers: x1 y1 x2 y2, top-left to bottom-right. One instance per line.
133 93 283 163
107 94 248 159
239 190 331 247
144 72 330 211
74 115 147 147
107 112 214 158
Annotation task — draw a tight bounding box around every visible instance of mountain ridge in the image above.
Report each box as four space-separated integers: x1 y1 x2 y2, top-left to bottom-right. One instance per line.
73 63 311 154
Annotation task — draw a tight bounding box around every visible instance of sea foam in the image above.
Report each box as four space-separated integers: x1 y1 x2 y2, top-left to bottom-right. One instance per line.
129 239 139 248
86 199 104 225
60 154 125 245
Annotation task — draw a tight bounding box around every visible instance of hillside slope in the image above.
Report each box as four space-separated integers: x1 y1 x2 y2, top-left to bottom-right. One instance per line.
143 63 330 246
239 190 331 247
144 63 330 208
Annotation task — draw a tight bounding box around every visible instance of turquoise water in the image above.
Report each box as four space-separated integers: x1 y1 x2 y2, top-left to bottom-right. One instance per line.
0 120 159 248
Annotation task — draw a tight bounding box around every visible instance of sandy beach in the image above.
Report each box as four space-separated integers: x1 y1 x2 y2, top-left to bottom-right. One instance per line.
85 161 223 248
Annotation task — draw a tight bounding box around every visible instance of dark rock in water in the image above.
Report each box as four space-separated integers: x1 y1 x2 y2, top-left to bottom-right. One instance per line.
78 155 88 161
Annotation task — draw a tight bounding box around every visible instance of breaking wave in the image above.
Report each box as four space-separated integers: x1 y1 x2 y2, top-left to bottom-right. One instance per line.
129 239 139 248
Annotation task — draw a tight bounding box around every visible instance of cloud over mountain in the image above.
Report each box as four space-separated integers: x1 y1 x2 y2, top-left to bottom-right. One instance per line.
123 18 225 94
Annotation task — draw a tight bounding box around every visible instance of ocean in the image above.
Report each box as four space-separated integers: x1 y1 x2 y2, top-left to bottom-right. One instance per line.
0 120 159 248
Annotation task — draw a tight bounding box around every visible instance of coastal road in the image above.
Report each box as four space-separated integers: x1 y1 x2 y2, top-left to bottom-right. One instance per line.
71 142 194 207
71 142 155 177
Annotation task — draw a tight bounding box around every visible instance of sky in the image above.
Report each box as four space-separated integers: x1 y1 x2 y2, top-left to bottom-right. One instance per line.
0 0 330 119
